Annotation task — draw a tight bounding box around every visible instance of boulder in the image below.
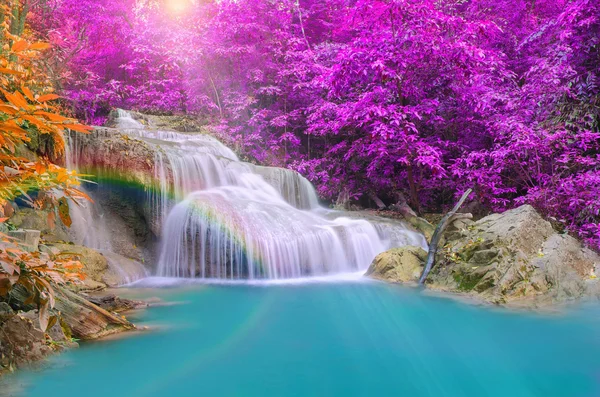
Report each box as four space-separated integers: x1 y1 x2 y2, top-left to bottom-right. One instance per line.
365 246 428 283
426 205 599 306
370 205 600 308
105 109 207 132
0 284 135 372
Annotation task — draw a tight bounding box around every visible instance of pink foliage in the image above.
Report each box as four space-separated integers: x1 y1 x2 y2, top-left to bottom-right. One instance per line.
31 0 600 249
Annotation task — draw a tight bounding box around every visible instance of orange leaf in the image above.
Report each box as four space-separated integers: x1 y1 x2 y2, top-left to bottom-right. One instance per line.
0 259 19 275
0 68 22 76
63 124 92 133
35 162 46 174
1 89 29 109
33 111 70 123
11 40 28 53
0 104 18 115
37 94 60 102
58 198 71 228
39 300 50 331
21 115 51 131
22 86 35 102
0 120 28 136
28 42 52 51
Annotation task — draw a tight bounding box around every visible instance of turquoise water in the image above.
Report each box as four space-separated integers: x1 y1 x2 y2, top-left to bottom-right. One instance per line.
12 280 600 397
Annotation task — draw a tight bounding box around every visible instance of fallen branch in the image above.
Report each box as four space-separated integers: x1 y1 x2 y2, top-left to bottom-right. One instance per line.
418 188 473 285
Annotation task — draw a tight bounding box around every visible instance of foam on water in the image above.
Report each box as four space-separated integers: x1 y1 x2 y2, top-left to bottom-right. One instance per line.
129 271 368 288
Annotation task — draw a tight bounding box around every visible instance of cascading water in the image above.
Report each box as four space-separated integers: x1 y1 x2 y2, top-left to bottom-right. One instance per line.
73 110 427 280
65 131 113 250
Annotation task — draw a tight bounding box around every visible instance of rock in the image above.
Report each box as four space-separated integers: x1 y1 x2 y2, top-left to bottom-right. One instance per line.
50 244 147 288
86 188 155 263
406 216 435 242
51 244 111 289
471 205 554 256
0 314 51 368
38 244 61 256
371 205 600 308
105 109 207 133
99 250 148 286
389 198 436 242
86 294 148 313
422 205 600 307
68 128 158 190
53 286 134 340
7 229 41 251
0 302 13 316
9 208 73 244
365 246 428 283
0 284 133 371
19 311 78 350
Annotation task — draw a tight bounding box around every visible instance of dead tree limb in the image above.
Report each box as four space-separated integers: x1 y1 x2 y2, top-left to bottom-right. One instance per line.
418 188 473 285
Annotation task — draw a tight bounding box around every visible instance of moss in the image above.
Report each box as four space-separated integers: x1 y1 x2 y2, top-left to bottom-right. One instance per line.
452 268 485 292
59 316 73 340
474 274 496 292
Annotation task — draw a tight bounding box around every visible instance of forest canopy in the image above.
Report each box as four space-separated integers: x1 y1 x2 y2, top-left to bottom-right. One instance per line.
18 0 600 250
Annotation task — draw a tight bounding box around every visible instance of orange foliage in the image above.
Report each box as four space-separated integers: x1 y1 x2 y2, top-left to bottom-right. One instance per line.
0 1 91 330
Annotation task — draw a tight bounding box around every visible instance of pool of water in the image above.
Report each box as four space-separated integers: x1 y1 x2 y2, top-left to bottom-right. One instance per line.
10 279 600 397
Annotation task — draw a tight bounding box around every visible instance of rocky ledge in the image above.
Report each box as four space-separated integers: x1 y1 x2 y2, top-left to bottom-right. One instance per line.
366 205 600 309
0 286 143 375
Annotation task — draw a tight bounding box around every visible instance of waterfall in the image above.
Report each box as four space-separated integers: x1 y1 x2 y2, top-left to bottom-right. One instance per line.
112 110 321 228
156 187 423 279
65 132 113 250
73 110 427 280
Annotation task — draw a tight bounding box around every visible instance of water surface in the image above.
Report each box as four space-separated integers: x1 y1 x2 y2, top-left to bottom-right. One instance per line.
13 280 600 397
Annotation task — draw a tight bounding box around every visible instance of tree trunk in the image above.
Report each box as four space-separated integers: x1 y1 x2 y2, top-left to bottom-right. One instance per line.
407 165 420 215
418 189 473 285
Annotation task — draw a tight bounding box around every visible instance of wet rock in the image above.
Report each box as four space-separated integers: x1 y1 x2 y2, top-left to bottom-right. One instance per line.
70 128 158 189
105 109 207 132
388 199 435 242
86 294 148 313
0 285 134 372
99 250 148 286
365 246 428 283
87 188 155 264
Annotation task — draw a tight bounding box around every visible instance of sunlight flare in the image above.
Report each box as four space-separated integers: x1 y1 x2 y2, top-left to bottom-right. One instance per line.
166 0 191 14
